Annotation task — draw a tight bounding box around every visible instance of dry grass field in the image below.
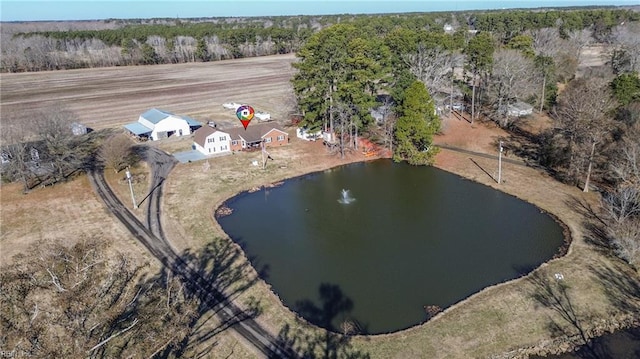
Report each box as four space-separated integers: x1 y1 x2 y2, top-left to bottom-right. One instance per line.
2 53 639 358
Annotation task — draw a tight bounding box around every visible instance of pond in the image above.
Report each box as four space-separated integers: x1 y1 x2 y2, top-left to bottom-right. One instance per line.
218 159 566 334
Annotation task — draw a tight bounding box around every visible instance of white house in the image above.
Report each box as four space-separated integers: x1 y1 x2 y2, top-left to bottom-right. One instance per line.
124 108 202 141
193 125 232 156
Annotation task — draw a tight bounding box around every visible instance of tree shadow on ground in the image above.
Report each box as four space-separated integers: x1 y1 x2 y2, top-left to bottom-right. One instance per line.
588 261 640 316
273 283 370 359
500 122 546 167
527 271 607 359
146 239 270 358
564 195 614 257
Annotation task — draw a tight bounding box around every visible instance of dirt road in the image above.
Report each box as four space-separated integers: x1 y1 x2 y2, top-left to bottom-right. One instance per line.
87 158 297 358
1 54 297 130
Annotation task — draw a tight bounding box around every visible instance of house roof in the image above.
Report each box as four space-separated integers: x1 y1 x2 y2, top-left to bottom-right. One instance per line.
225 122 287 143
141 108 173 124
124 122 153 135
193 126 229 147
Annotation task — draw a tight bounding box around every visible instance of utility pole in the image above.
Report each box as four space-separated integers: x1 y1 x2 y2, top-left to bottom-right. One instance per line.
498 141 503 184
125 167 137 209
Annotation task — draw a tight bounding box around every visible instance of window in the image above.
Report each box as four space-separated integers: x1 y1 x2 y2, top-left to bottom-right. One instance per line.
265 137 272 143
220 136 226 141
208 138 215 143
277 135 285 141
232 140 238 145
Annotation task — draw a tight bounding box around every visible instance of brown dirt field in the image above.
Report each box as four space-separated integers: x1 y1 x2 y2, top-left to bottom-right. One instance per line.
1 54 297 130
2 53 639 358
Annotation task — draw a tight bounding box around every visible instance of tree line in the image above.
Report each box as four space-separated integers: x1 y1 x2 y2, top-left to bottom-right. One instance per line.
1 8 636 72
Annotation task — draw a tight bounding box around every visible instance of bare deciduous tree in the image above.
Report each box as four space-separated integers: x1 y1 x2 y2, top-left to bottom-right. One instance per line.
403 45 455 96
99 132 135 173
0 239 200 358
610 23 640 74
568 28 593 63
530 27 564 57
0 113 35 192
554 78 616 192
487 48 540 127
32 105 82 182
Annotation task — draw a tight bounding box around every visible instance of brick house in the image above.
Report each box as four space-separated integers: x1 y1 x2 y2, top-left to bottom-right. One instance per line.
226 123 289 151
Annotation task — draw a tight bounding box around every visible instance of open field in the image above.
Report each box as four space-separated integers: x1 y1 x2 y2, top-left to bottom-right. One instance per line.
2 53 639 358
1 53 297 130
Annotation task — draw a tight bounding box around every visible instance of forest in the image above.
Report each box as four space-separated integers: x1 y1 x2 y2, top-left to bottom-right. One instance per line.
1 7 637 71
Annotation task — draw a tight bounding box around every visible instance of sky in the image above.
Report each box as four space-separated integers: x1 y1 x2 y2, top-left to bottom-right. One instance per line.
1 0 639 22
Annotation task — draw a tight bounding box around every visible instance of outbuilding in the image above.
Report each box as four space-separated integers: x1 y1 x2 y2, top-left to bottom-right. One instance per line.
124 108 202 141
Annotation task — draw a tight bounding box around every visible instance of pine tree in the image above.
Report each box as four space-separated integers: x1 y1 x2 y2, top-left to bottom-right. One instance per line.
393 81 440 165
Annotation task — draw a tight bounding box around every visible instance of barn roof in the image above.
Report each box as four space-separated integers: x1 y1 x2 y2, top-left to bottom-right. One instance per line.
140 108 173 124
124 122 153 135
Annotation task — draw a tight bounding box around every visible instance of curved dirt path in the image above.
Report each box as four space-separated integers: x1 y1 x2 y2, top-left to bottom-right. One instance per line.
87 158 298 358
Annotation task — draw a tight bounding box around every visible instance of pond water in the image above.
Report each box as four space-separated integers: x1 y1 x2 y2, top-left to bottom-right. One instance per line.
218 159 565 334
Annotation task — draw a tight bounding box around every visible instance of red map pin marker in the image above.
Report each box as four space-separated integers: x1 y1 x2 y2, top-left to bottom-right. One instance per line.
236 105 255 130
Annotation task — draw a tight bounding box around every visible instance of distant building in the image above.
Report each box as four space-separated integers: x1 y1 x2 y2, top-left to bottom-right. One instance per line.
124 108 202 141
504 101 534 117
71 122 87 136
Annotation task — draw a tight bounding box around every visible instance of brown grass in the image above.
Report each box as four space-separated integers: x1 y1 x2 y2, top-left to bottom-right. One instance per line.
2 53 639 358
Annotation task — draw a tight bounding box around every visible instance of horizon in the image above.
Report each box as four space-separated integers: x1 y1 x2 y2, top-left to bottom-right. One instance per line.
1 0 639 22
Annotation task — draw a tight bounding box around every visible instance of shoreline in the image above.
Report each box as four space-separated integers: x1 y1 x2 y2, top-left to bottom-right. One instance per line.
206 149 573 333
161 136 638 357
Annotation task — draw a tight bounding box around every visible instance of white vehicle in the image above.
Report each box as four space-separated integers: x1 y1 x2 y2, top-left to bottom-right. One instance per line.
222 102 242 110
255 112 271 121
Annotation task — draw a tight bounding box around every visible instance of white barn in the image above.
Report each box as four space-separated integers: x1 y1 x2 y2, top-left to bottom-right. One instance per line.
124 108 202 141
193 125 232 156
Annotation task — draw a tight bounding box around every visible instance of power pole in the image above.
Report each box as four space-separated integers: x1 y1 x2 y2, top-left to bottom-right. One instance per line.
498 141 503 184
125 167 137 209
